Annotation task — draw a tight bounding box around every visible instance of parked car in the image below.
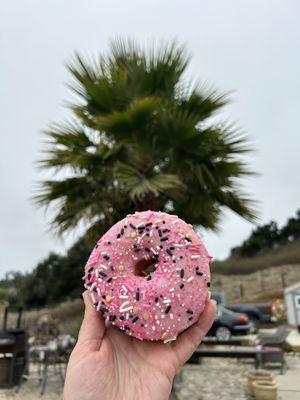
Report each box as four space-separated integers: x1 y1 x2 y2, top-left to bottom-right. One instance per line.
212 292 278 330
207 305 251 341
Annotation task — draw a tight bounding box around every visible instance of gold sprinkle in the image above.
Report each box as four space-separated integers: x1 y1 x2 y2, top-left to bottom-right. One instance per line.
105 295 112 303
118 264 125 272
130 231 137 238
161 331 168 339
186 233 192 238
188 224 193 228
179 229 185 234
133 306 139 314
126 214 133 217
142 312 149 320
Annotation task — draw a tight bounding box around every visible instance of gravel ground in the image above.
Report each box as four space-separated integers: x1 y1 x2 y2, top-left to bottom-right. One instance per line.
0 354 299 399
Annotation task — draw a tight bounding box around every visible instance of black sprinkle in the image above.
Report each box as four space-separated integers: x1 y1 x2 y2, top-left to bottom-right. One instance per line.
207 282 211 287
196 271 203 276
166 249 173 257
169 246 175 250
109 315 117 322
141 324 144 327
161 237 168 242
165 305 171 314
132 316 139 323
146 233 150 237
107 277 113 283
100 307 108 314
180 256 183 259
158 229 162 237
130 223 136 229
185 236 192 242
188 316 193 321
146 275 152 281
145 222 152 227
87 273 91 280
117 234 121 239
145 247 151 252
107 241 111 245
155 297 159 302
93 287 97 292
94 301 99 307
135 290 140 301
99 271 107 277
180 269 185 278
179 284 185 289
187 308 193 314
195 266 199 270
102 295 106 299
103 255 110 260
88 267 93 273
162 228 170 233
95 244 99 249
138 225 145 230
120 316 125 320
124 325 130 331
162 220 166 224
121 228 125 235
159 245 163 249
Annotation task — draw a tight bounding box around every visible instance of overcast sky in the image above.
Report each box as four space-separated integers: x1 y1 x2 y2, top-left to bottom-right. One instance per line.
1 0 299 278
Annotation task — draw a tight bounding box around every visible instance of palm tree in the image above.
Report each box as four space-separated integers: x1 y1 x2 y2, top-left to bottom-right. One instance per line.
36 39 257 243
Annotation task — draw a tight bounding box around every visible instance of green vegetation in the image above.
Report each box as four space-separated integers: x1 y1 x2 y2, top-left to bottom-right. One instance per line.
214 210 300 275
35 39 256 244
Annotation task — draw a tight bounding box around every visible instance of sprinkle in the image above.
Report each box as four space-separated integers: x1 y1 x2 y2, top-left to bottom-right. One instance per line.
107 277 113 283
187 308 193 314
165 305 171 314
119 295 129 299
154 297 159 302
100 307 108 314
196 271 203 276
170 313 174 320
120 301 130 309
136 222 146 228
130 223 136 229
154 219 162 224
146 275 152 281
186 233 192 238
179 229 185 234
188 316 193 321
145 247 151 252
121 285 128 293
185 236 192 242
109 315 117 322
103 254 110 260
105 295 112 303
162 228 170 233
187 276 194 282
158 229 162 237
132 316 139 323
120 306 133 313
118 264 125 272
174 244 183 248
161 331 169 339
160 237 169 242
130 231 137 238
121 228 125 235
145 222 152 227
166 249 173 257
99 264 108 270
135 291 140 301
133 306 139 314
207 282 211 287
163 299 171 304
142 312 150 320
180 269 185 278
150 248 158 255
179 283 185 289
164 336 177 343
191 255 200 259
99 271 107 277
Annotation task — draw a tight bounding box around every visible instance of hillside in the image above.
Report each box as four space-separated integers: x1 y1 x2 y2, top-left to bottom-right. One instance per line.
212 237 300 275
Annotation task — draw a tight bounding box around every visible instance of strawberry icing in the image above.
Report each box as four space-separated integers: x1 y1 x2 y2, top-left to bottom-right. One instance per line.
84 210 211 342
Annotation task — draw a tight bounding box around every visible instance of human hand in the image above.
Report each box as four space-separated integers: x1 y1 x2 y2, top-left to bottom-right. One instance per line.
63 291 216 400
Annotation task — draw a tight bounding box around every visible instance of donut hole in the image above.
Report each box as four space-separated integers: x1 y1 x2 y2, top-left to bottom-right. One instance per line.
134 258 157 277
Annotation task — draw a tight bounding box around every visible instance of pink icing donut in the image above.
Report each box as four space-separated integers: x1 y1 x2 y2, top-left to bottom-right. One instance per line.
84 210 211 342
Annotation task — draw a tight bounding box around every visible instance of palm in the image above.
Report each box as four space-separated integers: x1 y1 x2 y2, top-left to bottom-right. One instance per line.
64 293 216 400
36 39 257 243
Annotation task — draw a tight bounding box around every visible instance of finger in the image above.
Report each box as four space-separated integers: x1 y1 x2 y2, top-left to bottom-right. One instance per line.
76 291 105 351
171 299 216 366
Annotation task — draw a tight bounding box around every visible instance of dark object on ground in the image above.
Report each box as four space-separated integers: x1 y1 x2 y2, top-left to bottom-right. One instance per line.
258 326 289 348
202 337 243 346
187 346 284 372
212 292 278 328
0 306 28 388
207 305 251 341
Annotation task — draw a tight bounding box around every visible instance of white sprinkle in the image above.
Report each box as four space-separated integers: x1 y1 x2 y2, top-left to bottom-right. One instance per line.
152 326 156 331
164 336 177 344
163 299 171 304
191 255 200 259
169 288 174 292
121 285 128 293
154 219 162 224
96 288 101 296
150 248 157 255
126 313 129 320
96 302 101 311
119 295 128 299
120 301 130 309
101 251 108 256
120 306 133 313
170 313 174 320
99 264 108 269
136 221 146 228
173 244 183 248
187 276 194 282
91 293 96 304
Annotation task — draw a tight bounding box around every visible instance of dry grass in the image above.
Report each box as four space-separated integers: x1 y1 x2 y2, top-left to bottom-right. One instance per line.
212 238 300 275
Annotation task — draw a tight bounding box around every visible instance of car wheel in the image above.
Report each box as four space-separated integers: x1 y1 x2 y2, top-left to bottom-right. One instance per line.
215 326 231 341
248 317 259 333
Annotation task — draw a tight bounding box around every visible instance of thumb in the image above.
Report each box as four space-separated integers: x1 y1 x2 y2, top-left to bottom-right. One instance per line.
76 291 105 351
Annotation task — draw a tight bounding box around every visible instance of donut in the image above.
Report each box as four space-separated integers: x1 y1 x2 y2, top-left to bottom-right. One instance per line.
83 210 211 342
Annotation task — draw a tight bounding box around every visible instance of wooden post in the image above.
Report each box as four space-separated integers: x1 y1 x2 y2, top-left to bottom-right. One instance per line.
281 272 287 288
240 284 245 298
